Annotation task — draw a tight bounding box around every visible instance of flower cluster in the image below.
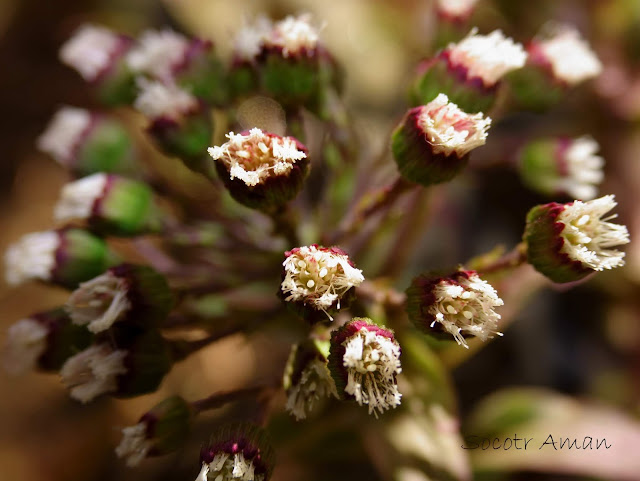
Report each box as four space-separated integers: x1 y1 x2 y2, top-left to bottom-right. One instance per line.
209 128 307 187
197 425 275 481
444 29 528 88
280 245 364 319
329 319 402 417
518 135 605 200
2 5 632 480
416 93 491 157
524 195 630 283
528 25 602 86
283 340 338 420
406 270 504 348
392 93 491 185
234 14 321 61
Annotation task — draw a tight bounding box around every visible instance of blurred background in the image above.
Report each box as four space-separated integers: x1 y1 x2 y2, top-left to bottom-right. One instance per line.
1 0 640 480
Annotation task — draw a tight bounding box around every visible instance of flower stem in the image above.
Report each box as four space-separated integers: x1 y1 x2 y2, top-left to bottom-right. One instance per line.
169 326 244 361
191 385 276 414
330 176 416 243
268 204 301 248
475 242 528 276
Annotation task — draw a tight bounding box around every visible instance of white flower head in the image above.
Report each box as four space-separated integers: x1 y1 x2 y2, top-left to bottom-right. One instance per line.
286 357 338 421
341 322 402 417
534 25 602 85
264 14 320 58
197 452 265 481
446 29 527 87
54 173 109 222
115 422 153 467
208 128 306 187
233 16 273 62
60 343 128 403
427 271 504 349
557 195 630 271
66 271 131 333
2 318 49 375
436 0 480 19
126 29 190 80
418 93 491 157
556 136 604 200
60 25 124 81
134 78 198 120
4 231 60 286
281 245 364 318
37 107 92 165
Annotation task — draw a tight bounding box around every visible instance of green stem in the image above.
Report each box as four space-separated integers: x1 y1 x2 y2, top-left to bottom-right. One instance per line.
169 326 244 361
475 242 528 276
191 385 275 414
331 176 416 243
268 204 301 248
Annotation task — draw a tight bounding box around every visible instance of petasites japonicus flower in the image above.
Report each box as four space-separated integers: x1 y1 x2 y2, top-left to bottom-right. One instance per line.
524 195 630 283
4 228 120 289
2 308 92 375
280 245 364 323
328 318 402 417
518 136 604 200
412 29 527 111
116 395 193 467
54 173 163 236
283 339 338 420
435 0 479 23
508 25 602 111
135 79 213 172
196 424 275 481
256 14 342 112
528 25 602 87
406 270 504 348
66 263 173 334
60 330 173 403
392 93 491 186
59 24 136 105
208 128 309 211
37 107 137 177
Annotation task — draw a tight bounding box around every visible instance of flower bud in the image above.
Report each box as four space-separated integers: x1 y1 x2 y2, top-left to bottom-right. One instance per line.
283 339 337 420
528 25 602 86
523 195 630 283
208 128 309 211
280 245 364 323
509 25 602 111
436 0 479 24
60 24 136 105
135 79 213 170
255 15 341 112
116 395 193 466
4 228 120 289
405 270 503 348
60 330 173 403
126 29 227 105
518 136 604 200
257 14 321 106
228 17 273 99
328 318 402 417
411 29 527 112
37 107 137 177
54 173 163 236
175 38 228 106
392 93 491 186
66 263 173 333
2 308 93 375
197 424 275 481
